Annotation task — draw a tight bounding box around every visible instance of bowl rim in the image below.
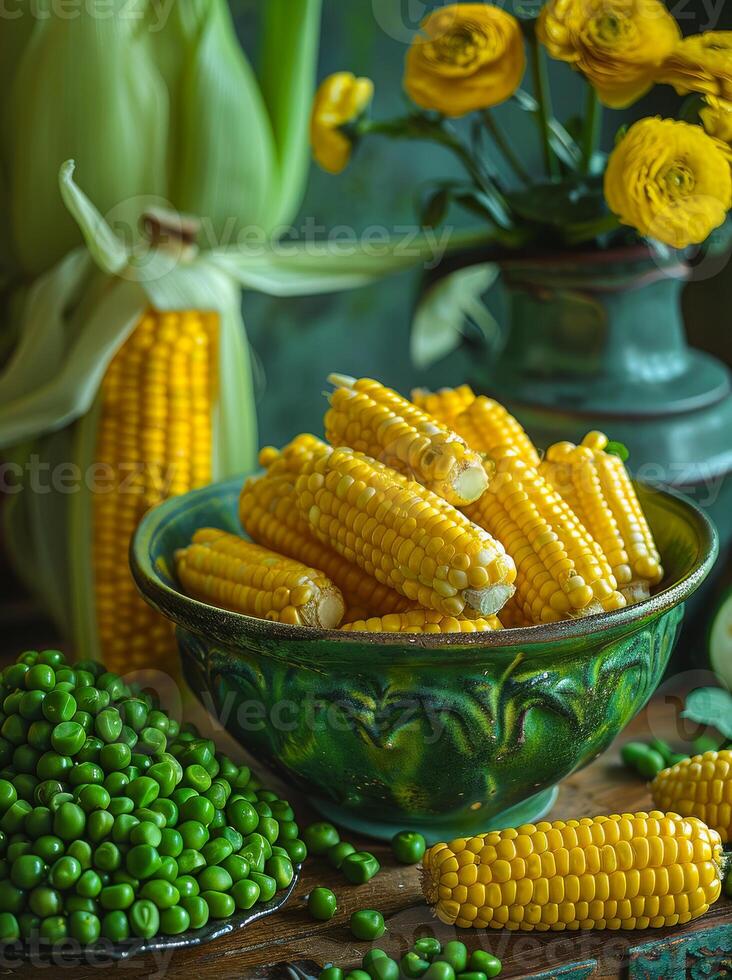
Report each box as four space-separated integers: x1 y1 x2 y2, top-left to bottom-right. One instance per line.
131 474 719 652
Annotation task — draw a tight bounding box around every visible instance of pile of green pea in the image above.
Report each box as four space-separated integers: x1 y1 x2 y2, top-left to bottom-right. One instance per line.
0 649 306 947
319 938 502 980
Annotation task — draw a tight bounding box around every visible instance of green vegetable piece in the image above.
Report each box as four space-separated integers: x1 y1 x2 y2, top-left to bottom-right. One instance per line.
160 904 189 935
48 855 82 890
159 828 184 858
201 889 235 918
391 831 426 865
10 853 45 889
87 809 115 843
100 743 132 773
308 886 337 920
413 938 441 960
231 878 260 910
369 958 400 980
249 871 276 902
0 911 19 944
266 855 294 890
93 841 122 872
141 879 180 909
66 839 93 869
402 953 431 978
436 942 468 973
342 851 380 884
319 969 344 980
76 869 103 898
39 914 67 943
350 908 386 940
129 898 160 939
176 848 206 876
77 784 111 813
127 776 160 808
468 950 502 977
181 895 209 929
130 821 162 848
126 844 162 880
28 884 62 917
180 795 215 827
68 910 101 945
198 865 233 893
327 841 355 869
282 838 307 864
226 799 258 836
101 909 130 942
303 821 340 855
100 883 135 910
423 965 455 980
174 875 199 898
33 835 64 863
25 665 55 693
201 837 232 867
53 801 85 841
346 972 372 980
42 690 77 724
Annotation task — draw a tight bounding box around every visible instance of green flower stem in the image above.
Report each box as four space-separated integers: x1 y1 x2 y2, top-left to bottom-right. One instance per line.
480 110 530 184
528 34 559 179
581 86 603 175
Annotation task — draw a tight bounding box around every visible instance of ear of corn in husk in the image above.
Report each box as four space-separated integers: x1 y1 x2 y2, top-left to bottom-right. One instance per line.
294 443 516 618
540 432 663 604
175 528 345 628
464 450 626 624
422 811 724 930
326 374 489 506
651 750 732 843
342 610 502 633
239 437 413 618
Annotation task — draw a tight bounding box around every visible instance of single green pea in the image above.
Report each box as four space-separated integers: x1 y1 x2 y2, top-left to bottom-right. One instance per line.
97 672 128 701
362 955 388 975
68 909 101 945
204 781 229 811
458 972 490 980
180 894 208 929
47 791 73 813
147 761 178 798
435 942 468 973
368 958 400 980
10 854 45 889
423 965 455 980
69 761 104 786
158 827 183 858
95 708 123 744
220 854 249 883
76 869 103 898
226 799 258 836
198 865 233 893
342 851 380 884
0 910 19 944
391 831 426 865
139 727 167 755
42 690 77 724
140 879 180 910
100 883 135 910
1 716 30 748
87 809 115 843
327 841 356 869
19 690 46 722
350 909 386 941
11 773 37 800
277 820 299 841
48 855 82 890
157 904 188 936
151 799 178 829
0 782 16 814
239 836 268 874
37 650 65 668
6 841 31 863
303 822 340 855
32 782 61 810
178 820 209 851
73 711 93 734
101 909 129 942
75 688 107 716
265 855 294 890
67 840 93 870
201 889 235 919
134 806 166 830
127 776 160 809
108 798 135 820
201 837 232 867
26 724 51 755
126 844 162 880
66 895 98 914
158 856 179 884
0 881 23 913
28 884 62 917
130 821 162 848
93 841 122 873
180 795 215 827
621 741 665 778
346 972 372 980
230 878 259 910
50 801 85 842
174 875 199 899
249 872 276 903
25 806 52 840
307 886 337 921
213 825 243 854
176 848 205 876
77 784 111 813
39 914 67 944
50 721 86 757
319 969 344 980
254 801 272 818
32 835 64 864
129 898 160 939
1 800 31 835
25 665 55 693
413 938 442 960
182 764 211 793
257 815 279 845
171 787 197 808
269 800 294 822
99 742 132 774
401 953 431 978
55 667 76 686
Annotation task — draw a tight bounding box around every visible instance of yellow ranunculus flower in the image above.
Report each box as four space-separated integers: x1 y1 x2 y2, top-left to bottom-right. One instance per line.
404 3 525 117
310 72 374 174
538 0 680 108
604 117 732 249
658 32 732 100
701 96 732 144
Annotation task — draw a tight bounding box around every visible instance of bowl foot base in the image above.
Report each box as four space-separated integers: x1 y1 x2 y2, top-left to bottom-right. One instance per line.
309 786 560 845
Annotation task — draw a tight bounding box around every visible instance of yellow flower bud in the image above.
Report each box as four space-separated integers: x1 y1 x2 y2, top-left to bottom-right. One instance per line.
404 3 525 117
538 0 680 108
604 117 732 249
658 31 732 101
310 72 374 174
701 96 732 144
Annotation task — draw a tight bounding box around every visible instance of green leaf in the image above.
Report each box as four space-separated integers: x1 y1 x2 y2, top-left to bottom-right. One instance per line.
513 90 582 170
410 264 499 369
605 441 630 462
58 162 129 276
507 175 610 238
421 187 451 229
258 0 323 227
682 688 732 740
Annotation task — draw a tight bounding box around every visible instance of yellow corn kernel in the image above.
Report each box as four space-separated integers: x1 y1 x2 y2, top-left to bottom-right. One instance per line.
541 433 663 604
464 451 626 624
325 374 488 505
240 436 413 617
295 445 516 618
652 751 732 844
411 385 476 424
341 610 503 633
175 528 345 628
93 309 217 674
452 396 541 467
422 811 724 931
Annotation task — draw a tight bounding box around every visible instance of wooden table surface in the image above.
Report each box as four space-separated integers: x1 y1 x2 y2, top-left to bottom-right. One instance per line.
1 569 730 978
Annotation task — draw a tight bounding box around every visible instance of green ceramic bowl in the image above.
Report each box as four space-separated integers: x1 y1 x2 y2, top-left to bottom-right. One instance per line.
131 476 717 844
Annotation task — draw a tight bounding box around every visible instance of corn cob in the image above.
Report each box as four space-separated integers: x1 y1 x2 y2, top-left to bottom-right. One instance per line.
175 528 345 628
652 750 732 844
541 433 663 604
411 385 476 425
341 610 503 634
464 451 626 623
240 439 413 617
325 374 488 506
422 811 724 931
452 396 541 468
295 445 516 618
93 309 217 672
